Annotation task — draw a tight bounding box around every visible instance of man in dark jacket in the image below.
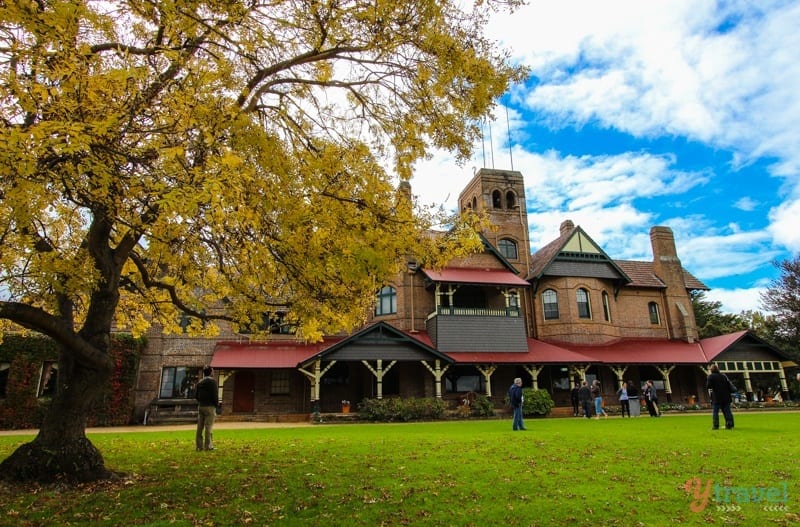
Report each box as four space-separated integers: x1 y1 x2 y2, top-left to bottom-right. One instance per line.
578 380 592 419
706 364 735 430
508 378 526 431
195 366 219 450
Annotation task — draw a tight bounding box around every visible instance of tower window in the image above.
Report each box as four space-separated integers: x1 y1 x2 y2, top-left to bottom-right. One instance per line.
375 286 397 315
472 197 477 209
542 289 559 320
498 238 518 260
648 302 660 325
577 288 591 319
492 190 502 208
506 191 516 209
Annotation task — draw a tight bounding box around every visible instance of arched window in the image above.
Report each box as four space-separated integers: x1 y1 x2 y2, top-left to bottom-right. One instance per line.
375 286 397 315
492 190 502 208
0 362 9 399
602 291 611 322
542 289 559 320
576 288 591 319
506 190 516 209
472 196 477 209
498 238 518 260
648 302 660 325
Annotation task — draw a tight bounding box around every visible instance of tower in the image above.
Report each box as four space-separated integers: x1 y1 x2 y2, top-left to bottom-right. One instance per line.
458 168 531 274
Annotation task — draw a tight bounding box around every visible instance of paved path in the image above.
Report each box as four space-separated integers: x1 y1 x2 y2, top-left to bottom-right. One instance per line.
0 421 313 437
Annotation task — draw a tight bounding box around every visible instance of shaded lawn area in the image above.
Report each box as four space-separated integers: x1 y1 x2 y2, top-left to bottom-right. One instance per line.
1 413 798 526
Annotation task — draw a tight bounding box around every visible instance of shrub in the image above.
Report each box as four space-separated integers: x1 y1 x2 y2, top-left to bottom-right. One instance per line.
358 397 447 422
472 394 495 417
522 388 554 417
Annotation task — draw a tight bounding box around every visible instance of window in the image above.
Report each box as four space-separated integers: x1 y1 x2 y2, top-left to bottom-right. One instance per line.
492 190 502 208
498 238 518 260
506 191 516 209
445 367 485 393
38 362 58 398
648 302 660 324
159 366 199 398
270 370 290 395
472 197 477 209
0 363 9 399
542 289 559 320
239 312 296 335
375 286 397 315
576 288 591 319
602 291 611 322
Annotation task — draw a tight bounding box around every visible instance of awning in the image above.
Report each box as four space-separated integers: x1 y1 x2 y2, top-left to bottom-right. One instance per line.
422 267 529 287
210 339 339 369
445 339 596 364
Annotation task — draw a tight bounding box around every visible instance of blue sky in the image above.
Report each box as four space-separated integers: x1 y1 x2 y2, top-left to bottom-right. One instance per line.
411 0 800 314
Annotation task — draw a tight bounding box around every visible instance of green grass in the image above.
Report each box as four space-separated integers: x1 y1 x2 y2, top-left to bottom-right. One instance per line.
1 413 798 526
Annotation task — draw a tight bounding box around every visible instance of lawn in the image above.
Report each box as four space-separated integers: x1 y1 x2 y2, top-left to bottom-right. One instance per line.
0 413 797 526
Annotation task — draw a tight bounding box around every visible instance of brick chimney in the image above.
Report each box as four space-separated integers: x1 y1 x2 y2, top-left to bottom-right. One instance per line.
650 226 698 342
560 220 575 237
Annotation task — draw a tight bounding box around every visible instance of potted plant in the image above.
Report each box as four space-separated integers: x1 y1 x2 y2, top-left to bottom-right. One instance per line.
341 400 351 413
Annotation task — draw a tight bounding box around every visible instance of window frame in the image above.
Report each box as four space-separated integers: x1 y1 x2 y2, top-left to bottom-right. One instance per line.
270 370 291 395
602 291 611 322
542 289 559 320
492 190 502 208
498 238 518 260
505 190 516 209
159 366 199 399
375 285 397 316
576 288 592 319
648 302 661 325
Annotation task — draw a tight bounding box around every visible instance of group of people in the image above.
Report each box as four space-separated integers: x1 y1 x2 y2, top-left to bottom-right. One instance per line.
569 379 661 419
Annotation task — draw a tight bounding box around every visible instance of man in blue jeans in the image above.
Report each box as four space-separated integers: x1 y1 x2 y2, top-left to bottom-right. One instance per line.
195 366 219 450
508 377 526 431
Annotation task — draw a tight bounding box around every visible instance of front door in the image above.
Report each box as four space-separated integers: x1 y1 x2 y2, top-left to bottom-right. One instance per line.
232 370 255 413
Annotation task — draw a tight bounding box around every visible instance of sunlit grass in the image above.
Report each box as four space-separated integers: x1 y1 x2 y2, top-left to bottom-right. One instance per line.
1 413 798 526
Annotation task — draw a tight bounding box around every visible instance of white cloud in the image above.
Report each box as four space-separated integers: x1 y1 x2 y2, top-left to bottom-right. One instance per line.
704 287 767 315
733 197 758 212
768 197 800 253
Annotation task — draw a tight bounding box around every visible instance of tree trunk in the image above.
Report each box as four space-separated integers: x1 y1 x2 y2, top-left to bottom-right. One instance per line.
0 353 114 483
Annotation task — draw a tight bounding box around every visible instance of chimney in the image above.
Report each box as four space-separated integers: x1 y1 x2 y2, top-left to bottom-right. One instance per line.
650 226 679 264
560 220 575 237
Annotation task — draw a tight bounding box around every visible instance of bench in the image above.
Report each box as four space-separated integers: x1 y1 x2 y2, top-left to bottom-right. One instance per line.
144 397 198 425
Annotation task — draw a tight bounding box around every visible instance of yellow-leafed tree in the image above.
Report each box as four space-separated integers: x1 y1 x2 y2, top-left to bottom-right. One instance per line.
0 0 524 482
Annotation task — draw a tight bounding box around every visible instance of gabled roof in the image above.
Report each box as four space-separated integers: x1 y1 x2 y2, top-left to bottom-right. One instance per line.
700 330 792 362
302 321 453 365
478 233 520 274
528 224 631 283
569 338 710 364
422 267 530 287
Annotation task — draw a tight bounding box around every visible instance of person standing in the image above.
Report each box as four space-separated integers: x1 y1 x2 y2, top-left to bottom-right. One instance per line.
591 380 608 419
616 382 630 417
508 377 526 431
195 366 219 451
706 364 735 430
578 380 592 418
644 380 660 417
571 382 581 416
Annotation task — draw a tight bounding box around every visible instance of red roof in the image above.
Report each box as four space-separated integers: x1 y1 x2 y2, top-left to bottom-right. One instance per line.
699 331 749 361
444 339 596 364
422 268 529 287
210 339 340 368
569 338 710 364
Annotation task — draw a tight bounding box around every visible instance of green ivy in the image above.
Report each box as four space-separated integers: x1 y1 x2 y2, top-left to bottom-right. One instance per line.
0 334 144 429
